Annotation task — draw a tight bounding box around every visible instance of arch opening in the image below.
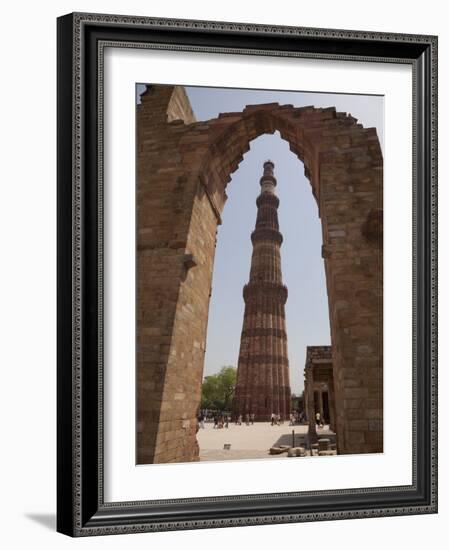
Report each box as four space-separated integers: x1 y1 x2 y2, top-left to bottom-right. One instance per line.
203 131 331 421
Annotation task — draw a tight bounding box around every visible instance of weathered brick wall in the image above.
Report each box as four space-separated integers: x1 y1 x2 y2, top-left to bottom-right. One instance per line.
319 143 383 453
136 85 383 462
136 86 207 464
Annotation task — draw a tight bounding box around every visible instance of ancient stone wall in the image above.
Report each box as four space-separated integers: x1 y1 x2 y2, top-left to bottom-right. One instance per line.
136 85 209 464
136 84 383 462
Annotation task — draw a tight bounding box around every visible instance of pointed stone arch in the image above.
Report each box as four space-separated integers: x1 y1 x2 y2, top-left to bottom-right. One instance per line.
136 85 383 463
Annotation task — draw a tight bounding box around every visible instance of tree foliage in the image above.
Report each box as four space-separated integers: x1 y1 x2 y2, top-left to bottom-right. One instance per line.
200 366 236 411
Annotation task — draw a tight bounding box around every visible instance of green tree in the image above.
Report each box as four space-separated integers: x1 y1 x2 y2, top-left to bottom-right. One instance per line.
201 366 236 411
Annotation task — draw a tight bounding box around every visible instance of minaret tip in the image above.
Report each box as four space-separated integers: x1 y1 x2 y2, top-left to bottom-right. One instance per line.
260 160 277 194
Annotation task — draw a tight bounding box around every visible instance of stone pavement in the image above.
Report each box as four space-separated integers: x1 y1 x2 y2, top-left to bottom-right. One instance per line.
197 421 334 461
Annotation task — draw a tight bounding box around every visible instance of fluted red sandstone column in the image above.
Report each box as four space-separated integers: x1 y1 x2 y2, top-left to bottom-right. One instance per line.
233 161 291 421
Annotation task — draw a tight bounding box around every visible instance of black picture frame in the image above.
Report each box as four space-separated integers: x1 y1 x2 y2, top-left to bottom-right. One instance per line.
57 12 438 536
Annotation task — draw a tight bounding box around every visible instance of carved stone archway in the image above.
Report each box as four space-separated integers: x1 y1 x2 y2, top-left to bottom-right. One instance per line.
136 85 383 464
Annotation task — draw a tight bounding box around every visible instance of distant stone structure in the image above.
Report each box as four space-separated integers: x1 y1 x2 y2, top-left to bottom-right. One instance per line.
233 161 291 421
291 393 304 414
136 84 383 464
304 346 336 443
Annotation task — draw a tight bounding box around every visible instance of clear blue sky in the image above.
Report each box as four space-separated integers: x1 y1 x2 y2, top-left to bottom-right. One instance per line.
137 84 383 394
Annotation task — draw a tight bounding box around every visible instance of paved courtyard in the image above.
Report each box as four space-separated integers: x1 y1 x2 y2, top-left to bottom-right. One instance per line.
197 421 334 461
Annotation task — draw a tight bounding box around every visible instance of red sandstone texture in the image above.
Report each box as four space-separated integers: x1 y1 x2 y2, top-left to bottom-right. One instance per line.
136 84 383 464
233 161 291 421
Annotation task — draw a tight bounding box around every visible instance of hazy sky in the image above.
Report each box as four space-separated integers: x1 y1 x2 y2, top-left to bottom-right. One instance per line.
137 84 383 394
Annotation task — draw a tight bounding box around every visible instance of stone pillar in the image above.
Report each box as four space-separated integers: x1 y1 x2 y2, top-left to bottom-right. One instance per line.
305 363 317 444
136 85 216 464
318 391 324 420
319 151 383 455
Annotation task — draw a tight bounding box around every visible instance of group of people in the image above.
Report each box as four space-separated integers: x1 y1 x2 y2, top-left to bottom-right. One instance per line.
288 411 308 425
270 411 311 425
197 411 273 428
214 414 231 429
197 411 233 429
235 413 255 425
197 409 324 428
208 412 256 428
270 413 283 426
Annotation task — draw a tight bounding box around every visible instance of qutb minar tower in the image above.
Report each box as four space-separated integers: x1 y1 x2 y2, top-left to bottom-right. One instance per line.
233 161 291 421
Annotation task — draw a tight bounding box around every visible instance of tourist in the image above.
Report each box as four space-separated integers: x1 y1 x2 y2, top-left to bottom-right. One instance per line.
250 413 255 425
270 412 275 426
315 411 323 428
238 414 242 425
289 413 294 426
197 412 205 429
245 413 250 426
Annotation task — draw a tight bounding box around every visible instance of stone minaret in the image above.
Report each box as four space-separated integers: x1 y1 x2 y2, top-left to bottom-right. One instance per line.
233 161 291 421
